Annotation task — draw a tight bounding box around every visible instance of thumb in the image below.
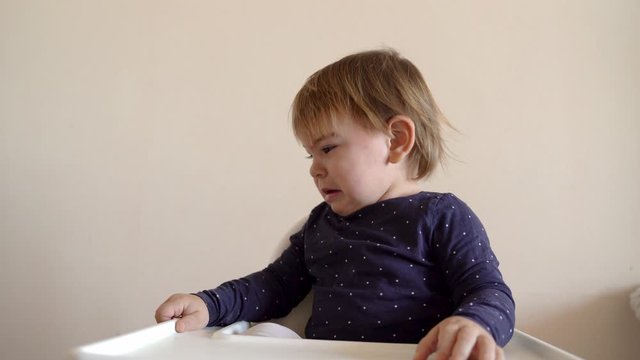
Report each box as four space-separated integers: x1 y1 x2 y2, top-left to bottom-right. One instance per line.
175 314 205 333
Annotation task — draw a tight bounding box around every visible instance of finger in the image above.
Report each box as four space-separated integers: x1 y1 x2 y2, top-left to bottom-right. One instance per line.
175 313 204 333
434 322 461 360
155 296 186 323
413 327 440 360
495 346 505 360
449 326 477 360
472 334 495 360
154 302 177 323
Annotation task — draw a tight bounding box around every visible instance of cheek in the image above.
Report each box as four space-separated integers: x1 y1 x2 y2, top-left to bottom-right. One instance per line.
339 163 373 191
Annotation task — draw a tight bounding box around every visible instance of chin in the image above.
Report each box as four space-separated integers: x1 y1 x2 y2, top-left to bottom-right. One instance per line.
329 204 360 217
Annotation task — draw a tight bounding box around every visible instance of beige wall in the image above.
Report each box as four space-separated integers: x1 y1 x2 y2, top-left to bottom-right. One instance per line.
1 1 639 359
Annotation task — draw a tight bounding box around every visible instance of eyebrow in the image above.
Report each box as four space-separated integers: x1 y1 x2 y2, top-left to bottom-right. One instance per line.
310 132 337 148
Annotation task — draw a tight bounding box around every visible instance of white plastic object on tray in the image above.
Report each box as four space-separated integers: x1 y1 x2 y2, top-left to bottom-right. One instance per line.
71 320 583 360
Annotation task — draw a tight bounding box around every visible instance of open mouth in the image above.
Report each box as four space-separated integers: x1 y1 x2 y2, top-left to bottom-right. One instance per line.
321 188 341 201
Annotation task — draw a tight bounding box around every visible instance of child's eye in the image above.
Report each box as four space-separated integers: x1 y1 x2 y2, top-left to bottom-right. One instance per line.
305 145 336 159
321 145 336 154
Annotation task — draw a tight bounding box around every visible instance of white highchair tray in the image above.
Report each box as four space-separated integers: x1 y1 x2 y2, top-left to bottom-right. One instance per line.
71 319 582 359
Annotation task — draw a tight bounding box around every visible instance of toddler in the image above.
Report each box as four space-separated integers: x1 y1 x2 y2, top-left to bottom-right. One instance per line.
156 49 515 360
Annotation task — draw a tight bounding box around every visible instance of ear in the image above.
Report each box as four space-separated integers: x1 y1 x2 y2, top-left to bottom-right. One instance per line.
387 115 416 164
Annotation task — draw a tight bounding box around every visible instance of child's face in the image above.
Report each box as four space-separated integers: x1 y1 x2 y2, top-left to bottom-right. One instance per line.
303 115 400 217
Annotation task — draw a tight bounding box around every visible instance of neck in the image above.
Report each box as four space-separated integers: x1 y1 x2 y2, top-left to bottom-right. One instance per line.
379 179 421 202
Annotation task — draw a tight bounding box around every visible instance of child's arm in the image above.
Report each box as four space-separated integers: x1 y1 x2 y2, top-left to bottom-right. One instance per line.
433 194 515 340
195 231 313 326
154 293 209 332
156 228 313 330
413 316 504 360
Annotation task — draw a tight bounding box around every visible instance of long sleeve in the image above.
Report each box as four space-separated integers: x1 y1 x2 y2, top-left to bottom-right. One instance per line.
195 192 515 345
195 229 314 327
429 194 515 346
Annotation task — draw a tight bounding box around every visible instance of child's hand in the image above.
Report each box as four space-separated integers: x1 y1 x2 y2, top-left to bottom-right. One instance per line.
413 316 504 360
155 293 209 333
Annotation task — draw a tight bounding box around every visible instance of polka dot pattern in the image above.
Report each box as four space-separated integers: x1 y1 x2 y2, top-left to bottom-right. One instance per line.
196 192 515 346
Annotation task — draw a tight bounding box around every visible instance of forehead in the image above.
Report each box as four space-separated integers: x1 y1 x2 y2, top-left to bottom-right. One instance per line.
294 109 383 148
295 113 339 146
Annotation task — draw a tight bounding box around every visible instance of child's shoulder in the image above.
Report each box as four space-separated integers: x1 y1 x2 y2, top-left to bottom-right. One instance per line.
409 191 467 208
303 192 476 225
410 192 481 223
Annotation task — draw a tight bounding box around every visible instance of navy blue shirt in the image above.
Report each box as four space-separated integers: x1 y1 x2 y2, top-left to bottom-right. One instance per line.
197 192 515 346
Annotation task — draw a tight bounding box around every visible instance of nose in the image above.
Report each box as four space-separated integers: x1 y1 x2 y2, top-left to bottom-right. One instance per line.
309 158 326 179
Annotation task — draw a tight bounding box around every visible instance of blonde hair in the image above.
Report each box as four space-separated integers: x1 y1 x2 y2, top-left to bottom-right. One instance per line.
292 48 449 180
